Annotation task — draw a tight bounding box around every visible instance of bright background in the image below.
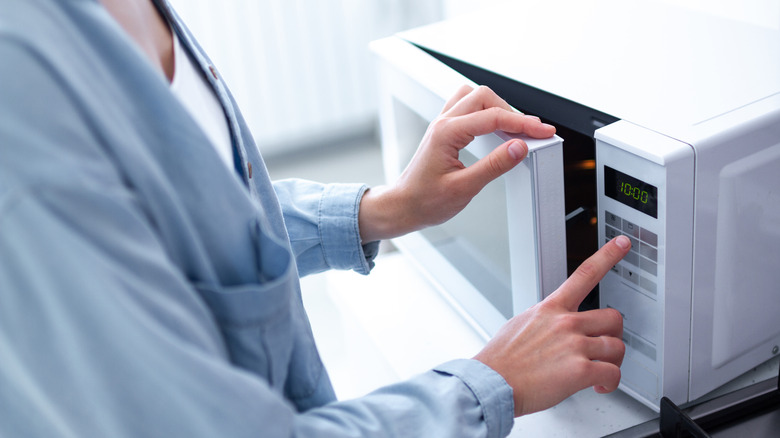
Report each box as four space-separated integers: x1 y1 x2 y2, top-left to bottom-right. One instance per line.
168 0 778 165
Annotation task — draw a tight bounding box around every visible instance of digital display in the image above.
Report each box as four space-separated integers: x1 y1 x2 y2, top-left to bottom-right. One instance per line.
604 166 658 218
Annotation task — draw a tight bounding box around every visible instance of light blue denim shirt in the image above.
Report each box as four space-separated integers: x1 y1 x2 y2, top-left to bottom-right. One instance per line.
0 0 514 436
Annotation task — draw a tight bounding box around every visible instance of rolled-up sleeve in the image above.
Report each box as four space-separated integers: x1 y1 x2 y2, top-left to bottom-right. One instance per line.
434 359 516 438
273 178 380 277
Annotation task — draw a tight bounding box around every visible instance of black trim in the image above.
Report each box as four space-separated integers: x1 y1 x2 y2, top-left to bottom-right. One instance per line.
410 44 619 138
608 360 780 437
660 397 711 438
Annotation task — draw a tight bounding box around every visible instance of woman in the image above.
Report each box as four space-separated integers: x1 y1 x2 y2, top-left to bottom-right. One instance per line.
0 0 628 436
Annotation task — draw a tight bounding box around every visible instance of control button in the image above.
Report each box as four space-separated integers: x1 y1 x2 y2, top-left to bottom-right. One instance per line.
640 228 658 247
623 267 640 285
640 243 658 262
605 225 621 240
622 220 640 239
640 258 657 276
622 330 633 346
632 335 658 361
640 276 657 295
611 264 621 275
623 250 639 267
628 236 640 253
607 305 626 320
605 211 621 228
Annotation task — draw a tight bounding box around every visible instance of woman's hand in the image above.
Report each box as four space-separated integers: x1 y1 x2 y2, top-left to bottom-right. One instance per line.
358 85 555 242
474 236 630 417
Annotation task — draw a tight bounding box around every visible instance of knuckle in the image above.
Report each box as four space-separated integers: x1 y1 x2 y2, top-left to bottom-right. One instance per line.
487 106 505 117
475 85 493 97
602 334 625 356
570 358 593 380
553 313 580 333
428 117 450 134
535 299 560 316
459 84 475 94
485 107 506 129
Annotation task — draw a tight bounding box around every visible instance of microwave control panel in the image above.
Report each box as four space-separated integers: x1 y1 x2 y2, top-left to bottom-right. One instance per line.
596 139 669 410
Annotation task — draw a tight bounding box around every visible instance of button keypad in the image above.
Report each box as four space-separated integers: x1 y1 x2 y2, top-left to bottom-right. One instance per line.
639 243 657 262
623 250 640 267
640 228 658 247
605 210 659 296
622 220 640 239
640 258 657 276
605 211 621 228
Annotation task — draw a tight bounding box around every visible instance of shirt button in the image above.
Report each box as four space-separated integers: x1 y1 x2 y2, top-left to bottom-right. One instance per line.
247 162 253 179
209 65 218 80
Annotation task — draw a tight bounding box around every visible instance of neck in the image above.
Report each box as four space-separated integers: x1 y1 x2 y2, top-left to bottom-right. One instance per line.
99 0 175 82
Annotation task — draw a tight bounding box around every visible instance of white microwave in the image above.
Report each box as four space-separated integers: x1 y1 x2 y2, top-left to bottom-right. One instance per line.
371 0 780 411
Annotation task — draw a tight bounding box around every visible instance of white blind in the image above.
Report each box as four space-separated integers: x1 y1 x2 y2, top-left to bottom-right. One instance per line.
169 0 443 155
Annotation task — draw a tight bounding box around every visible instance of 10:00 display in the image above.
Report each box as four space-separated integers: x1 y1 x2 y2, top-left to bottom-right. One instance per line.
621 182 650 204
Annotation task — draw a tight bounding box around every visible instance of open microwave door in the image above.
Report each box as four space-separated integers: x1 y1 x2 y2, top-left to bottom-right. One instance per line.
371 37 567 338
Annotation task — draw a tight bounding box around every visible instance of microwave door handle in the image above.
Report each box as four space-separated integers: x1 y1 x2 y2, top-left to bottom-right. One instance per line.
372 36 567 309
507 133 568 304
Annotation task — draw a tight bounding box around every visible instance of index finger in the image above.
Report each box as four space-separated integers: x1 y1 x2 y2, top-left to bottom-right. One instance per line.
446 107 556 143
548 236 631 311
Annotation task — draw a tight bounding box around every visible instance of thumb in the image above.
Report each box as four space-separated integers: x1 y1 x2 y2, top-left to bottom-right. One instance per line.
462 139 528 189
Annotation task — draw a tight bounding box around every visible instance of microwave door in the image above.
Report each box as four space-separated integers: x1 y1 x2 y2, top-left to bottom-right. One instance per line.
371 37 567 337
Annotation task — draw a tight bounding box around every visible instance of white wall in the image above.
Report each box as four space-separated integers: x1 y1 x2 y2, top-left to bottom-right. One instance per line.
169 0 443 156
446 0 780 29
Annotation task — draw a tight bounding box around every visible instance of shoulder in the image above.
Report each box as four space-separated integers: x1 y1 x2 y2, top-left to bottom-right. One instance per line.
0 0 171 194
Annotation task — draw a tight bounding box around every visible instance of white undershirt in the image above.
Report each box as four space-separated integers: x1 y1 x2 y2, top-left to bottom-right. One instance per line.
169 32 234 170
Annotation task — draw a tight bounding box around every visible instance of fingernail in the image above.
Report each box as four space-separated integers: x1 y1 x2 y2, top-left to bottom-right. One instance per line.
507 141 527 161
614 235 631 250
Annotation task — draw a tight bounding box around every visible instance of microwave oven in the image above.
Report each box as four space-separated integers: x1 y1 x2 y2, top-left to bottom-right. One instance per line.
371 0 780 411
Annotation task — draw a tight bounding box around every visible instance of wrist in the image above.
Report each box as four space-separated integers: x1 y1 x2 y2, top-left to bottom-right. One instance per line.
358 185 415 242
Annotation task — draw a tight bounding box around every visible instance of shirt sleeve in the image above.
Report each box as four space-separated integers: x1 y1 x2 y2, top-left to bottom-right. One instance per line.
0 36 516 438
0 182 513 438
273 178 380 277
296 359 515 438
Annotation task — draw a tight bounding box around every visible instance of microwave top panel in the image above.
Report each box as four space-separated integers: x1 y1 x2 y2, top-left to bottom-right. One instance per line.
398 0 780 144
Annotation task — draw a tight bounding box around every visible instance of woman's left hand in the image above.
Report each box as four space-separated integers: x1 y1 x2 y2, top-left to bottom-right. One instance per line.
359 85 556 242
